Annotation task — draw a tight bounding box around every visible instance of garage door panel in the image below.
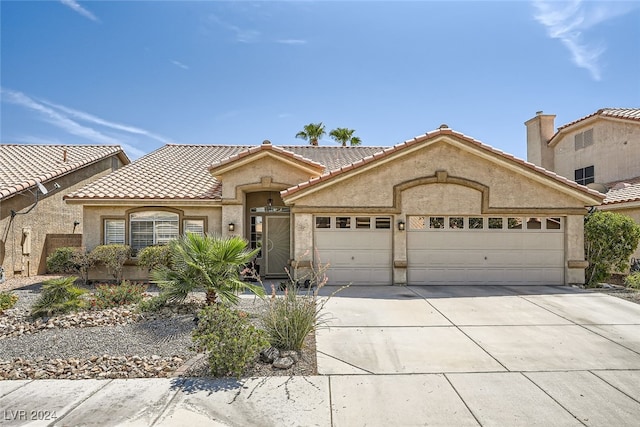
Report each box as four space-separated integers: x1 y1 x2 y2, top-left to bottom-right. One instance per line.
407 216 565 286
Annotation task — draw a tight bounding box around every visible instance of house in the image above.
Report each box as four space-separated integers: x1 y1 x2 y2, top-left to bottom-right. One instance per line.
0 145 130 281
65 127 603 286
526 108 640 260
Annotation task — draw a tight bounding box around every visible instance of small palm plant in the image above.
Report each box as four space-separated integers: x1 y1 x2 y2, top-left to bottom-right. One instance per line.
151 233 264 306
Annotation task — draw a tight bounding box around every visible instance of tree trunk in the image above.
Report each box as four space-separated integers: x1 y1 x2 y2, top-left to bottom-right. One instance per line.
205 289 217 305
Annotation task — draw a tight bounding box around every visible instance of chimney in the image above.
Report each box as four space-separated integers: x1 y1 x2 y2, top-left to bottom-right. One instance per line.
524 111 556 170
63 148 68 162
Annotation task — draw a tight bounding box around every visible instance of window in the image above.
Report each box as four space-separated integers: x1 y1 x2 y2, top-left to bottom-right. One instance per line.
315 217 331 229
130 211 179 255
574 129 593 150
449 217 464 229
356 217 371 229
184 219 205 236
469 217 483 229
575 165 595 185
429 217 445 229
336 217 351 229
409 216 426 230
488 218 503 229
546 217 562 230
508 217 523 229
104 219 125 245
250 216 263 258
526 218 542 230
375 217 391 229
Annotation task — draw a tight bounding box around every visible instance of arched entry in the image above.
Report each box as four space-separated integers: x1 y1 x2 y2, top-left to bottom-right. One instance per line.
245 192 290 278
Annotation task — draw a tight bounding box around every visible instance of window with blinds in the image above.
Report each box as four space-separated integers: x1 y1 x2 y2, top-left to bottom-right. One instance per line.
183 219 205 236
104 219 125 245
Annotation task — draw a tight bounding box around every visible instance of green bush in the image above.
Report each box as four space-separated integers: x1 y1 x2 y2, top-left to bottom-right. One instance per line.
46 247 78 273
625 272 640 290
192 305 269 378
585 211 640 287
90 281 147 309
137 245 172 272
46 247 95 285
137 295 168 312
90 244 131 283
31 276 87 318
0 291 18 312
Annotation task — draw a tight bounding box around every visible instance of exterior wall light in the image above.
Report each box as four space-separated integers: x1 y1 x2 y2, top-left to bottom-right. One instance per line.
228 223 235 232
398 221 406 231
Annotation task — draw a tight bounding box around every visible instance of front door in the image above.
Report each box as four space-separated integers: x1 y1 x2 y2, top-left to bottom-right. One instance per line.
265 216 290 277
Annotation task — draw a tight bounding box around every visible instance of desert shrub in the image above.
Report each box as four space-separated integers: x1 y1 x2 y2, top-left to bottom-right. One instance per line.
585 211 640 286
46 247 95 285
90 244 131 283
31 276 87 318
262 255 340 351
46 247 78 273
192 305 269 378
137 245 172 272
625 272 640 290
0 291 18 312
137 295 168 312
90 281 147 309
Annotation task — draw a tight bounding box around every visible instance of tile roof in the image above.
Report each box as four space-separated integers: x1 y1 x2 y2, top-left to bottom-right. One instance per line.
209 142 326 173
603 176 640 205
0 144 128 200
281 127 606 202
557 108 640 131
65 144 385 201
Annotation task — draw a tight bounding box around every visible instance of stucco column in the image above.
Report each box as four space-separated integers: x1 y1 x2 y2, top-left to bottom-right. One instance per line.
565 214 587 285
293 213 313 261
393 215 407 285
221 204 243 238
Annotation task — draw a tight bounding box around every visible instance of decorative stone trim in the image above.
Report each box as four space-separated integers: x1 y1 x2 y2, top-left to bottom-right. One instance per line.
568 260 589 269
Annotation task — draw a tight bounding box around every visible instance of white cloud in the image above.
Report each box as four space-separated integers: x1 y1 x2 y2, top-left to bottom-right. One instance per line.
276 39 307 45
532 0 636 81
59 0 99 22
0 88 173 158
206 14 261 43
171 60 190 70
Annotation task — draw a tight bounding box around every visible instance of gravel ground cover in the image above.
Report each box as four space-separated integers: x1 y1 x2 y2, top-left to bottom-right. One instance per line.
0 275 317 380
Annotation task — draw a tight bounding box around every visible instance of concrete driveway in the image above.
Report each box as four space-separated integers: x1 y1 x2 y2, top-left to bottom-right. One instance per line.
1 286 639 426
317 285 640 426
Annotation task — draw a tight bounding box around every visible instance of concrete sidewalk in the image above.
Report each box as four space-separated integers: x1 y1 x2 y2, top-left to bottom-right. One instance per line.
2 286 640 426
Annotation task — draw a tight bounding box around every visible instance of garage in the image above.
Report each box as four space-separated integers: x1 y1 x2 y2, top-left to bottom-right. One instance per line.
407 215 564 285
314 215 393 285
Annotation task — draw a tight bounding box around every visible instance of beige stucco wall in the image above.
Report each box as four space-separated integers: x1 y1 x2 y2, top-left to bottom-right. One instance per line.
287 137 599 285
0 157 123 279
552 121 640 184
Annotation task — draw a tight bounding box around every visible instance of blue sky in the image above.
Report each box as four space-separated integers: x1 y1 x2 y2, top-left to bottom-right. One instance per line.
1 1 639 160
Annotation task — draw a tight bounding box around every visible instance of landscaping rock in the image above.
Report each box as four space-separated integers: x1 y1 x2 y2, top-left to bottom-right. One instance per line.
273 356 295 370
260 347 280 363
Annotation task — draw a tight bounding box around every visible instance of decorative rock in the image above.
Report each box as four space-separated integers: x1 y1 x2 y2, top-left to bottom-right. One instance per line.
260 347 280 363
279 350 300 363
272 356 294 370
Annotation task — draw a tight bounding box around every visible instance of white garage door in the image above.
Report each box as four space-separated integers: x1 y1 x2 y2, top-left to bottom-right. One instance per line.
314 216 392 285
407 216 564 285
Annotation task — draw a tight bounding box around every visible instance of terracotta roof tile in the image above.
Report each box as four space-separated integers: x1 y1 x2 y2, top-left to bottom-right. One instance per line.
557 108 640 131
603 177 640 205
209 142 326 172
0 144 128 200
65 144 386 201
281 128 605 201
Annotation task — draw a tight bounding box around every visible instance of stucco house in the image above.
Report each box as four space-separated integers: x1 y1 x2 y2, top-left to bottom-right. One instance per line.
0 145 130 281
66 126 603 286
526 108 640 260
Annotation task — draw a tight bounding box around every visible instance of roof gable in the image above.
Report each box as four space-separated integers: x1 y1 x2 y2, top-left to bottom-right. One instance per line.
0 144 129 200
549 108 640 147
281 127 605 205
208 141 325 178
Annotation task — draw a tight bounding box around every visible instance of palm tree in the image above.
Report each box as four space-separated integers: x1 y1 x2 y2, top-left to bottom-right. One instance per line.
296 122 326 146
151 233 264 306
329 128 362 146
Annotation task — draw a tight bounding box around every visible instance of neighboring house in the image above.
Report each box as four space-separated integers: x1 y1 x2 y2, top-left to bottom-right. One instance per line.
66 127 603 286
0 145 130 280
526 108 640 260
